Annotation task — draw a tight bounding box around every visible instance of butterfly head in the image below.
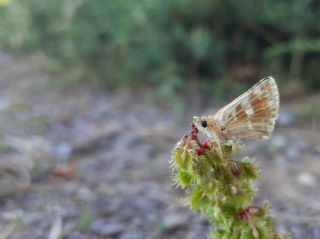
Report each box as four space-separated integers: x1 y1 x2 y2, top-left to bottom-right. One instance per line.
193 115 223 142
193 116 209 134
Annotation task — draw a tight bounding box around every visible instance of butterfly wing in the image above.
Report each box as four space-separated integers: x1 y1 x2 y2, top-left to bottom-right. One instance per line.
214 76 279 139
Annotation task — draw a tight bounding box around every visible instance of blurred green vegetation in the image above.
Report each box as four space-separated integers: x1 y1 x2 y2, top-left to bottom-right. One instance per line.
0 0 320 95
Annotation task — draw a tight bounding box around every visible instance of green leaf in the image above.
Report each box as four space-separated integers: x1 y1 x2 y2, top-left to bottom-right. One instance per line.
239 160 259 179
177 171 192 186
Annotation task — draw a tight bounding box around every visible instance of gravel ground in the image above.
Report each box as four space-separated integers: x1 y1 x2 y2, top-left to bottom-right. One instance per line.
0 52 319 239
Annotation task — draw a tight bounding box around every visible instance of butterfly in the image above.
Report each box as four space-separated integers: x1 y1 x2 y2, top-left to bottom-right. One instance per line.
193 76 279 147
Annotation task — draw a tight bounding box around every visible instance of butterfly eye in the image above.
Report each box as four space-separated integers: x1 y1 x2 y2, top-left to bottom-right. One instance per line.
201 119 207 128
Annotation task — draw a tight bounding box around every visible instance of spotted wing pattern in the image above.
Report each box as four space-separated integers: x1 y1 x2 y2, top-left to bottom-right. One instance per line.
214 76 279 139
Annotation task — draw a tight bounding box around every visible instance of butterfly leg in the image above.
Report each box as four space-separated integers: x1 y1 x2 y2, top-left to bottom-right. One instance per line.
209 132 224 159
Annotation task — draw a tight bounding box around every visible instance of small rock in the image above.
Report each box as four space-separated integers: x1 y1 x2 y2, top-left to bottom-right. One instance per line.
0 98 9 111
0 51 13 65
134 196 162 211
117 206 136 221
95 198 121 216
297 172 317 187
119 229 145 239
314 226 320 239
274 155 288 172
163 213 189 230
290 224 307 239
115 132 141 148
271 135 287 149
66 231 90 239
185 222 209 239
5 135 52 156
81 159 101 172
0 159 31 196
4 136 54 176
286 147 300 161
52 162 77 179
90 219 125 236
24 212 50 227
278 110 294 126
275 224 289 237
76 187 95 202
55 142 73 158
1 209 24 222
73 122 122 154
0 224 15 239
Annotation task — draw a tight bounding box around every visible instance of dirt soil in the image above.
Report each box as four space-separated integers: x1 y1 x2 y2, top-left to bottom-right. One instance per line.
0 53 319 239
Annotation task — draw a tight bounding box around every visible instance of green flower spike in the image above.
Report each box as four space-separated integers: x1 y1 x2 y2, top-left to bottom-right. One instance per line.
170 123 290 239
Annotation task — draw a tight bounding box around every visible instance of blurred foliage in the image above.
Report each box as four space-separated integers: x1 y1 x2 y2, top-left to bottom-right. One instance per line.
0 0 319 95
0 0 9 6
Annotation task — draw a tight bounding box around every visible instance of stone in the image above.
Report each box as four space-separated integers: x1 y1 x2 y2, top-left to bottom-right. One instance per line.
297 172 316 187
55 142 73 158
119 229 145 239
278 110 294 126
271 135 287 149
286 147 301 161
90 219 125 237
0 158 31 196
314 226 320 239
290 224 307 239
163 213 189 231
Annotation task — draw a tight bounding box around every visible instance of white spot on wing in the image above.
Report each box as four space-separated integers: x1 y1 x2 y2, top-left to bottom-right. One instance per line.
242 96 249 106
245 108 254 115
231 108 236 117
254 85 262 94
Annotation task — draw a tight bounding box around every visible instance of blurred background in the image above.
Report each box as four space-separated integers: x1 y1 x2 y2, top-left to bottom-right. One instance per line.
0 0 319 238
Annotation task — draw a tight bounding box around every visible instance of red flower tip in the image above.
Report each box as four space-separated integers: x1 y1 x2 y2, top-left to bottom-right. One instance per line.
194 147 204 156
231 163 240 176
190 134 197 140
246 205 263 214
217 166 224 173
190 123 199 141
191 122 198 132
237 205 264 220
201 140 210 149
191 123 199 132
